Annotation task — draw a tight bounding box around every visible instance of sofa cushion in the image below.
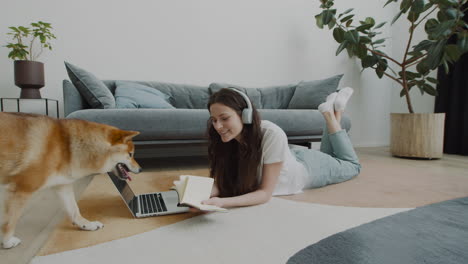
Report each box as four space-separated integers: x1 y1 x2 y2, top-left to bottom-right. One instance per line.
64 62 115 109
209 83 262 109
115 81 174 109
288 74 343 109
118 81 210 109
209 83 297 109
259 85 296 109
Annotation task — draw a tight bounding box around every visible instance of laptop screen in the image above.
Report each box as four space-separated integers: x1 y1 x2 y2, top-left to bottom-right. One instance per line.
108 172 136 205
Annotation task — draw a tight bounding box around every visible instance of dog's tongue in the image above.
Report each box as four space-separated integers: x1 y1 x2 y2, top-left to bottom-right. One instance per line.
119 164 132 181
123 169 132 181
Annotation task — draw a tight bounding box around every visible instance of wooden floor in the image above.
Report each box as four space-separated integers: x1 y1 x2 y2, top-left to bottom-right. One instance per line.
1 147 468 264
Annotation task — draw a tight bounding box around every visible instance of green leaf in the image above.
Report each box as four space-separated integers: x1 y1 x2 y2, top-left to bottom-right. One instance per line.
376 59 388 77
443 60 450 74
424 18 439 34
402 81 419 97
362 55 379 68
336 40 349 56
407 71 422 80
339 8 354 18
328 17 337 29
424 18 456 39
346 45 355 58
18 26 29 32
360 36 372 44
400 88 406 97
376 68 384 78
340 14 354 23
384 0 397 7
400 0 412 12
408 50 423 57
372 39 386 45
457 33 468 53
438 0 459 6
333 27 345 43
413 40 433 52
322 9 335 25
364 17 375 27
429 20 456 39
437 9 450 22
407 12 420 22
423 83 438 96
416 59 430 75
346 19 353 27
444 8 458 19
356 24 373 32
416 83 425 95
344 30 359 44
410 0 425 14
374 22 387 29
315 13 324 29
426 77 439 84
357 44 368 58
374 49 388 58
426 40 447 69
398 71 421 80
422 2 434 12
445 44 462 62
391 9 404 25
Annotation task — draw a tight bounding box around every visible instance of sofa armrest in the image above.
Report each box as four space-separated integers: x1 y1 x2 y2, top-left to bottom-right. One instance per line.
63 79 88 117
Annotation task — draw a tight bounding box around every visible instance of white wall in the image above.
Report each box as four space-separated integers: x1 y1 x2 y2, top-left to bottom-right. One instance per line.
0 0 434 147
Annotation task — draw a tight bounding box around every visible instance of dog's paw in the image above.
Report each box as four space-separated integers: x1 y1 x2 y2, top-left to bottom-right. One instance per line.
75 221 104 231
2 236 21 249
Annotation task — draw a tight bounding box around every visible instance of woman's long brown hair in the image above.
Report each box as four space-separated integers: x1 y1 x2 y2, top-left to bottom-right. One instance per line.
207 88 263 197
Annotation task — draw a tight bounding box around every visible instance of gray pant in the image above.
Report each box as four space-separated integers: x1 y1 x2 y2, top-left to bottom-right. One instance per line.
292 127 361 189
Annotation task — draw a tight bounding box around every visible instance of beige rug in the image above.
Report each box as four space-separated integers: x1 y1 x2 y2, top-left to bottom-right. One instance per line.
38 149 468 256
32 198 408 264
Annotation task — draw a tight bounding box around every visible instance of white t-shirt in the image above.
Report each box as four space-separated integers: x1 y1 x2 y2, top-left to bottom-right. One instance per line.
257 120 308 196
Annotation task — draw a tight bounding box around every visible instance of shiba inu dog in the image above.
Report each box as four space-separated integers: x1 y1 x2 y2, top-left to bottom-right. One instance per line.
0 112 142 249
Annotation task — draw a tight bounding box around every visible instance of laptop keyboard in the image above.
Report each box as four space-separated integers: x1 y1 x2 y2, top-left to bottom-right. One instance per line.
140 193 168 214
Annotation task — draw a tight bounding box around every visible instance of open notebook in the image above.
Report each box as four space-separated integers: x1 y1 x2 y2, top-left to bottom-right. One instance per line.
171 175 227 212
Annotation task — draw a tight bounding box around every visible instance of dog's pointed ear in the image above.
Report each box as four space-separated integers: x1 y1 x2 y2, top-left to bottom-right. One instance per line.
110 130 140 145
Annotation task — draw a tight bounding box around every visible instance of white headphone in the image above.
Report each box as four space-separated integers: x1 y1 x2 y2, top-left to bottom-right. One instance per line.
229 88 253 124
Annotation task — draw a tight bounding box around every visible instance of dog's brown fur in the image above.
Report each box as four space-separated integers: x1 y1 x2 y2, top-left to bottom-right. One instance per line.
0 112 142 249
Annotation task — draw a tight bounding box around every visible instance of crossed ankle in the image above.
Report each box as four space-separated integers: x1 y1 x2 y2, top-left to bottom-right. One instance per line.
318 102 334 113
334 87 354 111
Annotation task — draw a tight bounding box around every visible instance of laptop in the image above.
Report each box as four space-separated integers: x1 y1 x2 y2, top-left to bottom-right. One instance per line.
108 172 190 218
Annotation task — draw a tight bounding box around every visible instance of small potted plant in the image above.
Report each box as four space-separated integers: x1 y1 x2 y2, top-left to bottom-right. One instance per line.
5 21 56 99
315 0 468 158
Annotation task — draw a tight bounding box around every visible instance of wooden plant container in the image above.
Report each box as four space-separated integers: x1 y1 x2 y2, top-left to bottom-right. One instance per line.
390 113 445 159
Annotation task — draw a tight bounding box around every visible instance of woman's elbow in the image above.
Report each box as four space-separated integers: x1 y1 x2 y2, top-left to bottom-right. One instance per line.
261 191 273 204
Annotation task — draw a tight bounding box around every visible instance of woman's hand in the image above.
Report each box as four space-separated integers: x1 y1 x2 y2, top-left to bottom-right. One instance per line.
202 197 224 208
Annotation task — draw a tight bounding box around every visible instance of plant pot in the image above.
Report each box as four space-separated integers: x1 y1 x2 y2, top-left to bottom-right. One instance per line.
390 113 445 159
14 60 45 99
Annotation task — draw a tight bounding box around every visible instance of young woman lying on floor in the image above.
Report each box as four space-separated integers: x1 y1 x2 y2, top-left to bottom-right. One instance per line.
201 87 360 208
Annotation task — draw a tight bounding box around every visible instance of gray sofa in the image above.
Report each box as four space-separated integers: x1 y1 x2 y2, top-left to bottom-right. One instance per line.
63 79 350 157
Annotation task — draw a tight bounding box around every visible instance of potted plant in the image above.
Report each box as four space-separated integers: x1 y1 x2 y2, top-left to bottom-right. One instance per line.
315 0 468 158
5 21 56 99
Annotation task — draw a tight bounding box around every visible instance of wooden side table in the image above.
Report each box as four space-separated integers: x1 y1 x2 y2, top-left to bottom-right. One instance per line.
0 98 60 118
